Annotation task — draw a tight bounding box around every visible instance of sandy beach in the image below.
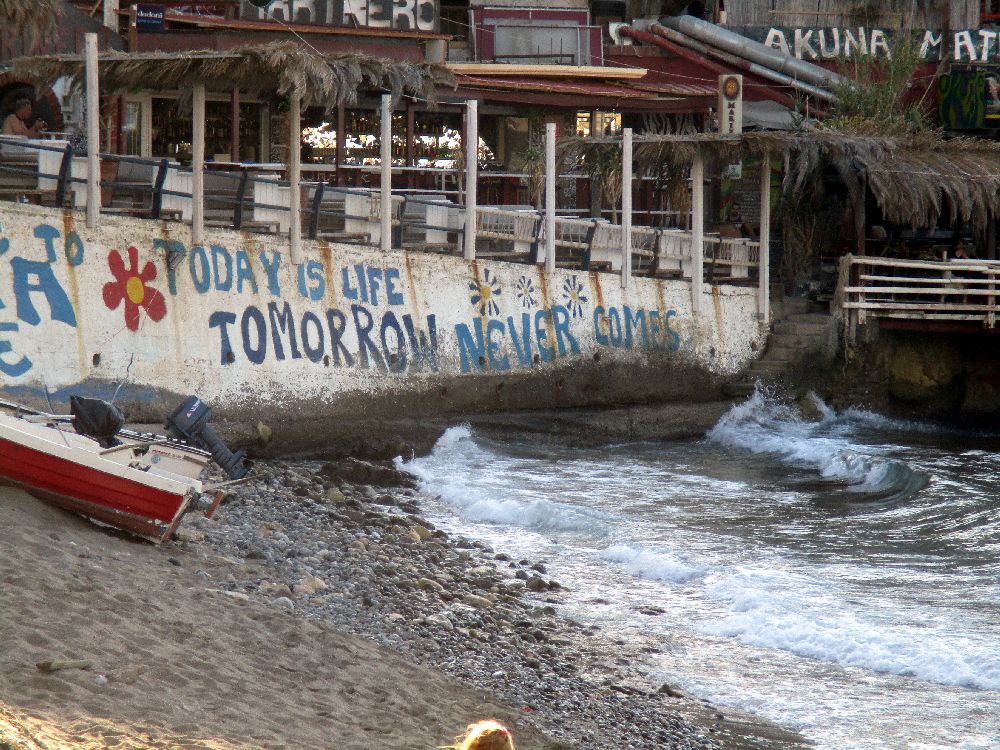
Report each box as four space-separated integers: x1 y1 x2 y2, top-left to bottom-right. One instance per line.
0 457 808 750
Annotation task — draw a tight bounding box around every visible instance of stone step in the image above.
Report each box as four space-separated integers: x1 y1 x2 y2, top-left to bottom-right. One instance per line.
773 318 835 337
760 343 802 363
722 381 756 398
767 332 828 349
749 359 790 376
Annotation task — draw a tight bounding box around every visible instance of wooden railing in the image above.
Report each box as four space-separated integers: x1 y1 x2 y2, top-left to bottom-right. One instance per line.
842 255 1000 329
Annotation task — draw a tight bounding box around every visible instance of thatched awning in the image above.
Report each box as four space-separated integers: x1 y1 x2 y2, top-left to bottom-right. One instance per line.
0 0 60 40
585 130 1000 231
11 42 453 110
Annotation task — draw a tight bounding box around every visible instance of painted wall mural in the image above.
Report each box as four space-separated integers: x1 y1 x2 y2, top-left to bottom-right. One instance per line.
0 204 762 420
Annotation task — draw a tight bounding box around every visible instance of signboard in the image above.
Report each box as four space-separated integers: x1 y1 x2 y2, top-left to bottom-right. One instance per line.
938 65 1000 129
244 0 438 32
718 74 743 135
135 4 166 31
733 26 1000 64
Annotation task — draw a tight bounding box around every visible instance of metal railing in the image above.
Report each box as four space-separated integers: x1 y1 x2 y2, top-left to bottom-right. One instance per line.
842 255 1000 329
0 136 760 282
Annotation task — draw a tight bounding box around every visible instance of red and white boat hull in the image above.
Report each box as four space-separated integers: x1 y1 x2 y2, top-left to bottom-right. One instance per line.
0 413 201 543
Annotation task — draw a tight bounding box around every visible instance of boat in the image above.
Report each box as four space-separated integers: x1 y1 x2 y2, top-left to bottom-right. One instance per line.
0 395 249 543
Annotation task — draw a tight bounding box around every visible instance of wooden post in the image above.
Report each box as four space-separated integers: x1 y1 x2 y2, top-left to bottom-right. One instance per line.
621 127 633 289
103 0 119 30
230 88 241 162
544 122 556 272
289 92 303 265
405 99 415 168
192 83 205 246
380 94 392 253
85 33 100 230
464 98 478 261
335 104 346 186
691 151 704 314
758 153 771 323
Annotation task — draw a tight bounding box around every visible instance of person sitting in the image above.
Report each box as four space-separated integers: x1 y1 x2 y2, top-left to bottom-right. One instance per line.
2 97 47 138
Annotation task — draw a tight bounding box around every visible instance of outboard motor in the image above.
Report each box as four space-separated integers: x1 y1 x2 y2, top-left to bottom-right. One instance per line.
70 396 125 448
165 396 250 480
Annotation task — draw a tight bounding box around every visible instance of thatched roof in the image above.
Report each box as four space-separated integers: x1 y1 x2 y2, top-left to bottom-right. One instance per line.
12 42 453 109
0 0 61 41
584 130 1000 231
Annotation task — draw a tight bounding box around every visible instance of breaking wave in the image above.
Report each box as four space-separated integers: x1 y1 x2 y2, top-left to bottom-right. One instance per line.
707 389 929 503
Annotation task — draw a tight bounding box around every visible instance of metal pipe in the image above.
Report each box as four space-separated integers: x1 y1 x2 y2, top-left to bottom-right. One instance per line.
619 26 795 110
650 24 836 103
621 127 632 289
544 122 556 273
85 33 100 229
192 83 205 246
380 94 392 253
658 14 847 89
464 99 478 261
691 152 704 315
289 92 302 265
758 152 771 324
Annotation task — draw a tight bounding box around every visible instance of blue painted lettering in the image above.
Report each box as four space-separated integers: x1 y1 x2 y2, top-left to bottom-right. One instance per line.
486 318 510 371
607 307 623 348
301 311 325 363
0 322 30 377
355 265 369 304
11 258 76 327
341 267 359 300
209 311 236 364
268 301 302 360
623 306 648 348
211 245 233 291
385 267 404 306
241 306 268 364
189 246 211 293
402 313 438 372
534 310 554 363
366 266 383 306
325 308 354 367
259 251 282 296
32 224 59 262
235 249 258 294
351 304 385 370
664 309 681 351
380 311 406 373
551 305 580 356
594 306 609 346
65 232 84 267
298 260 324 301
648 310 662 351
154 238 186 295
507 313 533 367
455 319 486 373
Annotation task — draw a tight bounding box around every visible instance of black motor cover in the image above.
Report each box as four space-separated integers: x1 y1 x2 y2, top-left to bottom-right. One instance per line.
70 396 125 448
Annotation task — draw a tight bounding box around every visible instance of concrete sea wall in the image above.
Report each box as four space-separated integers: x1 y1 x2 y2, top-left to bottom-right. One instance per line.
0 203 764 451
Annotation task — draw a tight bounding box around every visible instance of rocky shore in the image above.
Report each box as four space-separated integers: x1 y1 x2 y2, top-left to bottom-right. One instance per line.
177 457 809 750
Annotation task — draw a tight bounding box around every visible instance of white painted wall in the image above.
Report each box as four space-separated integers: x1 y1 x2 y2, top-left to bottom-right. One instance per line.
0 203 763 423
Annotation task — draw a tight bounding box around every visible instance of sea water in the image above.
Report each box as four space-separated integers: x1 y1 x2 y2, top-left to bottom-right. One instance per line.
397 391 1000 750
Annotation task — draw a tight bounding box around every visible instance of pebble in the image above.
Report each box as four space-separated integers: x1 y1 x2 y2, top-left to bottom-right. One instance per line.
188 459 726 750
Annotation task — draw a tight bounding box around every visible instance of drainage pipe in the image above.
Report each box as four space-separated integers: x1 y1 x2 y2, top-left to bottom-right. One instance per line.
658 14 847 89
619 26 795 109
650 24 837 103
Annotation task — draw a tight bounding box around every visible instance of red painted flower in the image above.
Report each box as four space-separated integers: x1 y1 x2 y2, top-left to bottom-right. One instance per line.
102 246 166 331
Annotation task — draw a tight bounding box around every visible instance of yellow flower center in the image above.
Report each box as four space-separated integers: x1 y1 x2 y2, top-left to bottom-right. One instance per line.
126 276 145 305
480 285 492 302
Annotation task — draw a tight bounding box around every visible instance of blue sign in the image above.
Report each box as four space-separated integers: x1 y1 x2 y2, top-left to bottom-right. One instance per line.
136 4 165 31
